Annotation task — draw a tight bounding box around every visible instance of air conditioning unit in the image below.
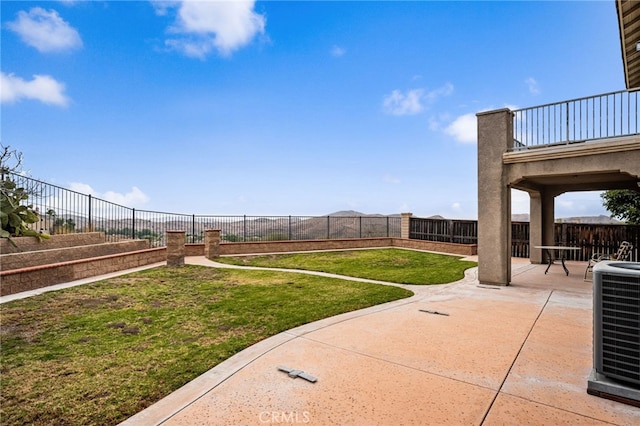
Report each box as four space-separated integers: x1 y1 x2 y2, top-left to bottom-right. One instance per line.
588 261 640 406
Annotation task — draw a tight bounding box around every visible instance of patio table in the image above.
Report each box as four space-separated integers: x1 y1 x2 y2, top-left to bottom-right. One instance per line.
534 246 581 276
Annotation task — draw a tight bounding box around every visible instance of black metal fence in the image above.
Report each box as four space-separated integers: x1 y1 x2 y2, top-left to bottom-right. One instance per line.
5 173 401 246
6 172 638 260
410 217 640 262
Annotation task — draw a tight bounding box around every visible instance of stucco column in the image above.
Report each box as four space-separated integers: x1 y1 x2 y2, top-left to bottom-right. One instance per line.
166 230 185 267
477 108 513 286
542 192 556 247
204 229 221 259
529 191 543 264
401 213 413 239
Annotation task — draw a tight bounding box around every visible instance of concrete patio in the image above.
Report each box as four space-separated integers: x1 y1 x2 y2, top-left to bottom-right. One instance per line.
121 256 640 425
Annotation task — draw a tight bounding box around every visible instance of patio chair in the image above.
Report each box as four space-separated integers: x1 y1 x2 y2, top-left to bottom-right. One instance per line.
584 241 633 280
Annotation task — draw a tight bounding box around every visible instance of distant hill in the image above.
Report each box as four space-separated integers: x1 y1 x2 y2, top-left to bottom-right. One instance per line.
556 215 622 224
328 210 370 217
511 214 621 224
329 212 622 224
511 214 530 222
327 210 401 217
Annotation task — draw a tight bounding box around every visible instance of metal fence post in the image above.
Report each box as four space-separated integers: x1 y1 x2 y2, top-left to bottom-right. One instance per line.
288 215 292 240
192 214 196 243
132 208 136 240
243 215 246 242
88 194 92 231
327 216 330 239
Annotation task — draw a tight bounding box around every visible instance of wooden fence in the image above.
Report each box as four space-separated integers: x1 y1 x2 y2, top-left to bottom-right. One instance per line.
409 217 639 262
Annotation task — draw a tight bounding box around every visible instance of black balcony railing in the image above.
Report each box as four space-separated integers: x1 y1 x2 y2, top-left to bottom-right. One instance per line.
512 89 639 150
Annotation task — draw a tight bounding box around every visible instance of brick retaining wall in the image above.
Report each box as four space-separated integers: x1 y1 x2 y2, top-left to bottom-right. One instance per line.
0 236 476 297
219 238 396 255
188 237 477 257
0 248 166 296
185 244 204 256
0 232 106 254
1 240 150 271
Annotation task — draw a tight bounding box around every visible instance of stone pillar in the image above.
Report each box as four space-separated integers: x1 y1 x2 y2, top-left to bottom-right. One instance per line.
166 230 185 267
401 213 413 239
204 229 221 259
477 108 514 286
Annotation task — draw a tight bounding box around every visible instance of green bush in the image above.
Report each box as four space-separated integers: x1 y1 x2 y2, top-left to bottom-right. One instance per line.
0 145 49 246
0 176 48 246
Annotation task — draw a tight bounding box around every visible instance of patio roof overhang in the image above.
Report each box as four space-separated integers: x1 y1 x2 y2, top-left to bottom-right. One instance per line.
511 170 640 195
617 0 640 90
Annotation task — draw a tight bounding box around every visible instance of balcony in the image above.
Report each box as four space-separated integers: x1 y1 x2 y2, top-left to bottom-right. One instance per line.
512 89 639 151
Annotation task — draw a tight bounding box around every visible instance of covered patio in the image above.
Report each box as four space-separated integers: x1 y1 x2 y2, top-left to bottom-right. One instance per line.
476 0 640 286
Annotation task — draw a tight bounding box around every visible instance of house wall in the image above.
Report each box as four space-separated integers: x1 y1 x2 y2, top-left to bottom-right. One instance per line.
477 108 640 286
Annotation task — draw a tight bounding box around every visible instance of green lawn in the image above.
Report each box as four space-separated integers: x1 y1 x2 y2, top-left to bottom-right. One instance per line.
216 248 477 285
0 265 412 426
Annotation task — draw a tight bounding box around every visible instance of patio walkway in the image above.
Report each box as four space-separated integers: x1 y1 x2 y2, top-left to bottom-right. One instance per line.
120 256 640 425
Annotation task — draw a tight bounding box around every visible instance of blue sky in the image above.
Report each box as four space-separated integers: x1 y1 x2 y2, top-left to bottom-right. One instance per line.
1 0 624 218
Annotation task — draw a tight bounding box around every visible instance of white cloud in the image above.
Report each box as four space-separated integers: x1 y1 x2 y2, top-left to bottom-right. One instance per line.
164 0 265 58
444 113 477 144
67 182 95 195
6 7 82 53
525 77 540 95
68 183 150 208
383 83 453 116
428 112 452 131
330 45 346 57
383 89 424 116
104 187 150 206
1 72 70 106
424 82 454 102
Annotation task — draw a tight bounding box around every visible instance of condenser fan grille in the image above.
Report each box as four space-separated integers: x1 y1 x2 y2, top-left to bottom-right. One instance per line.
599 273 640 385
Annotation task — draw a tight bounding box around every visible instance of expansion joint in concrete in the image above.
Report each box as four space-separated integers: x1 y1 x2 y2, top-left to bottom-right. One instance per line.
479 290 553 425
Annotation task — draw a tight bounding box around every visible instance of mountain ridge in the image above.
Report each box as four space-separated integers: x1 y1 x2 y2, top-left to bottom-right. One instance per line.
327 212 621 224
